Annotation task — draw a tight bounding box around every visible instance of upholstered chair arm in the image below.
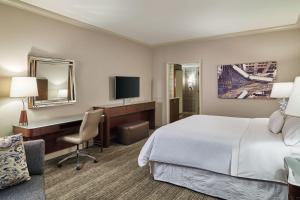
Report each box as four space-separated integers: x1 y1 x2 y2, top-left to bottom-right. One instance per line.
24 139 45 175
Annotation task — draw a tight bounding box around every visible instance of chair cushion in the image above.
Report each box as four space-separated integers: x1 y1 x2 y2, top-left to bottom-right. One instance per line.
60 133 82 144
0 175 45 200
0 134 31 189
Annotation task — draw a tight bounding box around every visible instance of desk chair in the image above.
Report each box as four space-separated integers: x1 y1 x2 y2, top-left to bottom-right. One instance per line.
57 109 104 170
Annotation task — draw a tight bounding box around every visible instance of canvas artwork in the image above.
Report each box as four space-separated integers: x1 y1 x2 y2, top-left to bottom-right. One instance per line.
217 61 277 99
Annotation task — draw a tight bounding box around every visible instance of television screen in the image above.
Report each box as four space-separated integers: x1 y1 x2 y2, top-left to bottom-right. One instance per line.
115 76 140 99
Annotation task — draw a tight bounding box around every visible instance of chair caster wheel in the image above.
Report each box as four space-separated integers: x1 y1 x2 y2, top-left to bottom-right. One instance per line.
57 164 62 168
76 166 81 170
94 160 98 163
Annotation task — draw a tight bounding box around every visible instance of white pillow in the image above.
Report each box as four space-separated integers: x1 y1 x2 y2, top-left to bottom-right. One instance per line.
282 116 300 146
268 110 285 134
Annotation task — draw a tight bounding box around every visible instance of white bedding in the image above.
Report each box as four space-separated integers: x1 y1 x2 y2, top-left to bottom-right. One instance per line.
138 115 297 183
139 115 250 175
232 118 300 183
152 162 288 200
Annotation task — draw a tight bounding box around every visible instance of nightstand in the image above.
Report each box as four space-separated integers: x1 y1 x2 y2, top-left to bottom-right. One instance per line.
285 157 300 200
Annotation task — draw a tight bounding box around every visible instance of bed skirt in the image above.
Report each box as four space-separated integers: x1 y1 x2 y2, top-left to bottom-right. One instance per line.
150 162 287 200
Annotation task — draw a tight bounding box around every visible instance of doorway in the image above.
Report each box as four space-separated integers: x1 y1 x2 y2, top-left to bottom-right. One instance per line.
167 63 201 123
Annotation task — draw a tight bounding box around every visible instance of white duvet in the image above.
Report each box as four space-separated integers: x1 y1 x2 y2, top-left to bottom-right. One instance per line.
138 115 298 183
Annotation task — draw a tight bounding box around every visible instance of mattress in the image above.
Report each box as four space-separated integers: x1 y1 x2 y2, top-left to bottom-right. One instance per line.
139 115 297 183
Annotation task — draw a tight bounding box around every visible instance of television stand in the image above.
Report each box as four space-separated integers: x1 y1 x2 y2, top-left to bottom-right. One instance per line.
94 101 155 147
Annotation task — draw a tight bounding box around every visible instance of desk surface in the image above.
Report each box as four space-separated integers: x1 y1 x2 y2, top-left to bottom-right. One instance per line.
95 100 154 108
14 114 83 129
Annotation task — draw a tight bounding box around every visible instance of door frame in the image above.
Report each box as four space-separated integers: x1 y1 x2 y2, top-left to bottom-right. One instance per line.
166 61 203 124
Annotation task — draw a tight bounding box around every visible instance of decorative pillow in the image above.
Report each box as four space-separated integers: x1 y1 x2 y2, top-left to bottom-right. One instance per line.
268 110 285 134
0 134 30 189
282 116 300 146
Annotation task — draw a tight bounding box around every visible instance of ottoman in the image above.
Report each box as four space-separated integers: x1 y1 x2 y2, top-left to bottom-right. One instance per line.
118 121 149 145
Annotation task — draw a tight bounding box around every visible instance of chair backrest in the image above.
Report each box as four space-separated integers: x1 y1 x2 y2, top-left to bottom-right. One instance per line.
79 109 103 142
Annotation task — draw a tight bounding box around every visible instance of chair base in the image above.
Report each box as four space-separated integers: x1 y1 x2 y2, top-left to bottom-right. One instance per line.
57 144 97 170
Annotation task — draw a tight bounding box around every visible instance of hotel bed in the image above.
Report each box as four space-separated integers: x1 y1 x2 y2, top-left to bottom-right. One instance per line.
138 115 300 200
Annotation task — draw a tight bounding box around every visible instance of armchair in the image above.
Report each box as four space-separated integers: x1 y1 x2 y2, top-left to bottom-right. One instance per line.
0 139 45 200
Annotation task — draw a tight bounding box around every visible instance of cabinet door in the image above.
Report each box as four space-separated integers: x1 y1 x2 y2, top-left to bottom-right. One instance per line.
170 98 179 123
289 184 300 200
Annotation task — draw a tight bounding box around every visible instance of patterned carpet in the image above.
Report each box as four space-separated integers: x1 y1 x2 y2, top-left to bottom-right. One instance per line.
45 140 217 200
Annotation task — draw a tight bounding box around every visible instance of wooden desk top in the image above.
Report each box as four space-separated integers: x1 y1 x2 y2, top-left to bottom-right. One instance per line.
13 114 83 130
95 100 155 108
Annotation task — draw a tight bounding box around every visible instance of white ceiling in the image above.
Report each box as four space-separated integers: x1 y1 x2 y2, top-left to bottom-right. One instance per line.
20 0 300 45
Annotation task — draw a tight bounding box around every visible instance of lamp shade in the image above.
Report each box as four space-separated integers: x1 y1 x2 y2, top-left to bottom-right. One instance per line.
270 82 294 98
285 77 300 117
10 77 38 97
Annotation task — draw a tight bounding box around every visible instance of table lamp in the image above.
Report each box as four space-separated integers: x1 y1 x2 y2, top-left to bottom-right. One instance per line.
270 82 294 111
10 77 38 126
285 77 300 117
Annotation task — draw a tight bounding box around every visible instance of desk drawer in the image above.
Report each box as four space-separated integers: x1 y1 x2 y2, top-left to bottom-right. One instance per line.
143 102 155 111
36 125 60 136
59 121 82 129
126 102 155 113
107 106 127 117
126 104 144 113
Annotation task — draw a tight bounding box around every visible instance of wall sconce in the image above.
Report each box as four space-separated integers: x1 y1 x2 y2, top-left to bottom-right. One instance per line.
187 73 196 90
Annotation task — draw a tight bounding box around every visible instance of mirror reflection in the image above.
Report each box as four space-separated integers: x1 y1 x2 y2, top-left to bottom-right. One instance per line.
28 56 76 108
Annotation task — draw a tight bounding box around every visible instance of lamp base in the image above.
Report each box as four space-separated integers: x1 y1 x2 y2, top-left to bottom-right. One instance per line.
279 98 288 113
19 110 28 126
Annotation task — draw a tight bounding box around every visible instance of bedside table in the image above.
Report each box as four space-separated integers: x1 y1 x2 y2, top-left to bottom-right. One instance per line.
285 157 300 200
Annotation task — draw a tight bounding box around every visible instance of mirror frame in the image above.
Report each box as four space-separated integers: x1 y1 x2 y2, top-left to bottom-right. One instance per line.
28 56 76 109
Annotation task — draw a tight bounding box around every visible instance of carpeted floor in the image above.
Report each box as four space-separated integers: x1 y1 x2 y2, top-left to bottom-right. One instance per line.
45 139 217 200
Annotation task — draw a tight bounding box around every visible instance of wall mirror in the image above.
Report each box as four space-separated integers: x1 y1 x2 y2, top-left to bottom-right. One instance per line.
28 56 76 109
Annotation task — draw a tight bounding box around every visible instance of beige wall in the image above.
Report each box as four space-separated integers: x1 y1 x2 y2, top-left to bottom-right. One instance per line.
1 3 300 134
153 29 300 126
0 4 153 135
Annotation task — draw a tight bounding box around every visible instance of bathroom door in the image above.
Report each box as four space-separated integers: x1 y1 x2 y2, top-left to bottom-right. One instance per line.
183 66 199 114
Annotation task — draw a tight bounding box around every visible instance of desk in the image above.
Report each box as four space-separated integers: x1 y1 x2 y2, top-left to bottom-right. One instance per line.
94 101 155 147
13 115 83 154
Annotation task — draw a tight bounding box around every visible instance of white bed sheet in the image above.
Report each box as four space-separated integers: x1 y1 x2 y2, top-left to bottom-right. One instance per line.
139 115 250 175
232 118 291 183
139 115 298 184
152 162 288 200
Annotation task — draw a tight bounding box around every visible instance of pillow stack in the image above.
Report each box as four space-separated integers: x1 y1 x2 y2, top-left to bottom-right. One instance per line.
0 134 31 189
269 110 300 146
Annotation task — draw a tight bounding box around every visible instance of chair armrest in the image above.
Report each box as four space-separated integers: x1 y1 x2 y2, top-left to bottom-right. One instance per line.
24 139 45 175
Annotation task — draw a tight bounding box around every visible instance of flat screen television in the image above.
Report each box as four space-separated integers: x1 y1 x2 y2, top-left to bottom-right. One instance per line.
115 76 140 99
